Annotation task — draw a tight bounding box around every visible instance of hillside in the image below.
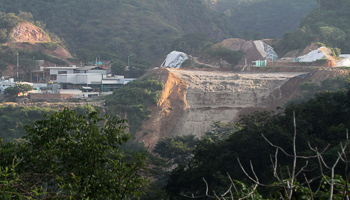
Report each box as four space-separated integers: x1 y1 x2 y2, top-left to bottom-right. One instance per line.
135 67 350 148
0 0 237 64
275 0 350 56
0 13 72 77
204 0 317 38
11 22 50 42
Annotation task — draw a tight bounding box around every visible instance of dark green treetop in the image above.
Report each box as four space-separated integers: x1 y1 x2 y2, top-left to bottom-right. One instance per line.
0 108 148 199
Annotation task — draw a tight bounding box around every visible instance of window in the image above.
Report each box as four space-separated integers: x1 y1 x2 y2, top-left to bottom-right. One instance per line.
58 71 67 74
50 75 57 80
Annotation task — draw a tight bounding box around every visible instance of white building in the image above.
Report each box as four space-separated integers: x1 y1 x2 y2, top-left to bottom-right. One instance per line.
0 78 15 93
46 66 135 92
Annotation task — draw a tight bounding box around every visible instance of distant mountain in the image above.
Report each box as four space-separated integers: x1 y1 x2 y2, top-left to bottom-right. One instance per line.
0 0 237 63
203 0 317 38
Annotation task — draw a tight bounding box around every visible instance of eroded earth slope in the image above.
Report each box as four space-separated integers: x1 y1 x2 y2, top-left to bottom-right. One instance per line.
136 68 314 148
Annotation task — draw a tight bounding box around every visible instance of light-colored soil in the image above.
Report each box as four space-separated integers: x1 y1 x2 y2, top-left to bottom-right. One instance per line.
136 67 350 149
11 22 51 43
135 68 187 148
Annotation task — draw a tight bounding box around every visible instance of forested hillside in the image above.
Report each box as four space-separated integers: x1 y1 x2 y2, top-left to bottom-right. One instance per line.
204 0 317 38
0 0 237 64
276 0 350 56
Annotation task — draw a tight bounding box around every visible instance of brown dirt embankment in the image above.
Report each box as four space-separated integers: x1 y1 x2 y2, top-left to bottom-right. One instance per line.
135 68 187 149
234 68 350 120
136 67 350 149
11 22 51 43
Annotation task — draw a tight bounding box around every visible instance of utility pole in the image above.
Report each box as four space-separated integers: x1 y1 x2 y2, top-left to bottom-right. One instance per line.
190 55 193 68
318 0 321 13
128 54 133 67
16 52 19 81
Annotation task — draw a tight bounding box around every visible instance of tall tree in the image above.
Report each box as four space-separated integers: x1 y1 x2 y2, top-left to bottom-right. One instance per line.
0 108 148 199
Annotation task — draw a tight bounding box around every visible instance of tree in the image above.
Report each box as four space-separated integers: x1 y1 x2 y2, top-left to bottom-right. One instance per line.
16 83 33 94
171 33 214 56
319 26 346 44
0 13 22 30
111 59 127 75
17 11 33 22
153 135 198 167
4 84 33 101
203 45 244 68
0 29 7 43
4 87 19 101
0 108 148 199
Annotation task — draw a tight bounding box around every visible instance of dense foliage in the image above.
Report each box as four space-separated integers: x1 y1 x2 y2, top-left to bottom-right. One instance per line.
204 0 317 38
105 78 164 135
0 108 148 199
171 33 218 57
0 0 238 63
200 45 245 69
4 84 33 101
276 0 350 56
0 105 55 143
0 105 102 143
160 88 350 199
288 74 350 104
153 135 198 167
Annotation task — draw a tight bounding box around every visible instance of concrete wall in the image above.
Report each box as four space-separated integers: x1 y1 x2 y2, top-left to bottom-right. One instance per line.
57 74 103 84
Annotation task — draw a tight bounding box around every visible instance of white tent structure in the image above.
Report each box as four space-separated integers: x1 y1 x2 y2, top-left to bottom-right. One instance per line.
297 47 333 62
336 58 350 67
253 40 278 61
161 51 188 69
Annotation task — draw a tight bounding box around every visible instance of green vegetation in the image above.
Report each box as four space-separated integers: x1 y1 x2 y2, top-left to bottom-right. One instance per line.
105 78 164 135
288 75 350 104
171 33 217 57
276 0 350 56
0 44 69 80
201 45 245 69
0 12 23 43
204 0 317 38
0 108 147 199
0 0 238 63
0 12 69 78
0 105 55 143
4 84 33 101
153 135 198 167
111 59 127 75
0 105 106 143
162 88 350 199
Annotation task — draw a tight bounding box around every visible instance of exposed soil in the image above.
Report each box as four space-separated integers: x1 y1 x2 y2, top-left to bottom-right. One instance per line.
135 68 187 149
136 67 350 149
11 22 51 43
234 68 350 120
13 42 72 59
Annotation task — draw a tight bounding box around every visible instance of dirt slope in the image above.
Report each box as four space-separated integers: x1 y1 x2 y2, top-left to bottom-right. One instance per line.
136 67 350 149
11 22 51 42
136 68 308 148
135 68 187 148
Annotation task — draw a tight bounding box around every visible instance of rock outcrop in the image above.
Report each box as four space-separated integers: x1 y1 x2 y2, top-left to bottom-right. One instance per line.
10 22 51 43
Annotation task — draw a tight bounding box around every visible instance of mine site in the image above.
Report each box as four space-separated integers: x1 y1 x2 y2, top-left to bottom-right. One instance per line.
135 38 350 148
2 1 350 198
